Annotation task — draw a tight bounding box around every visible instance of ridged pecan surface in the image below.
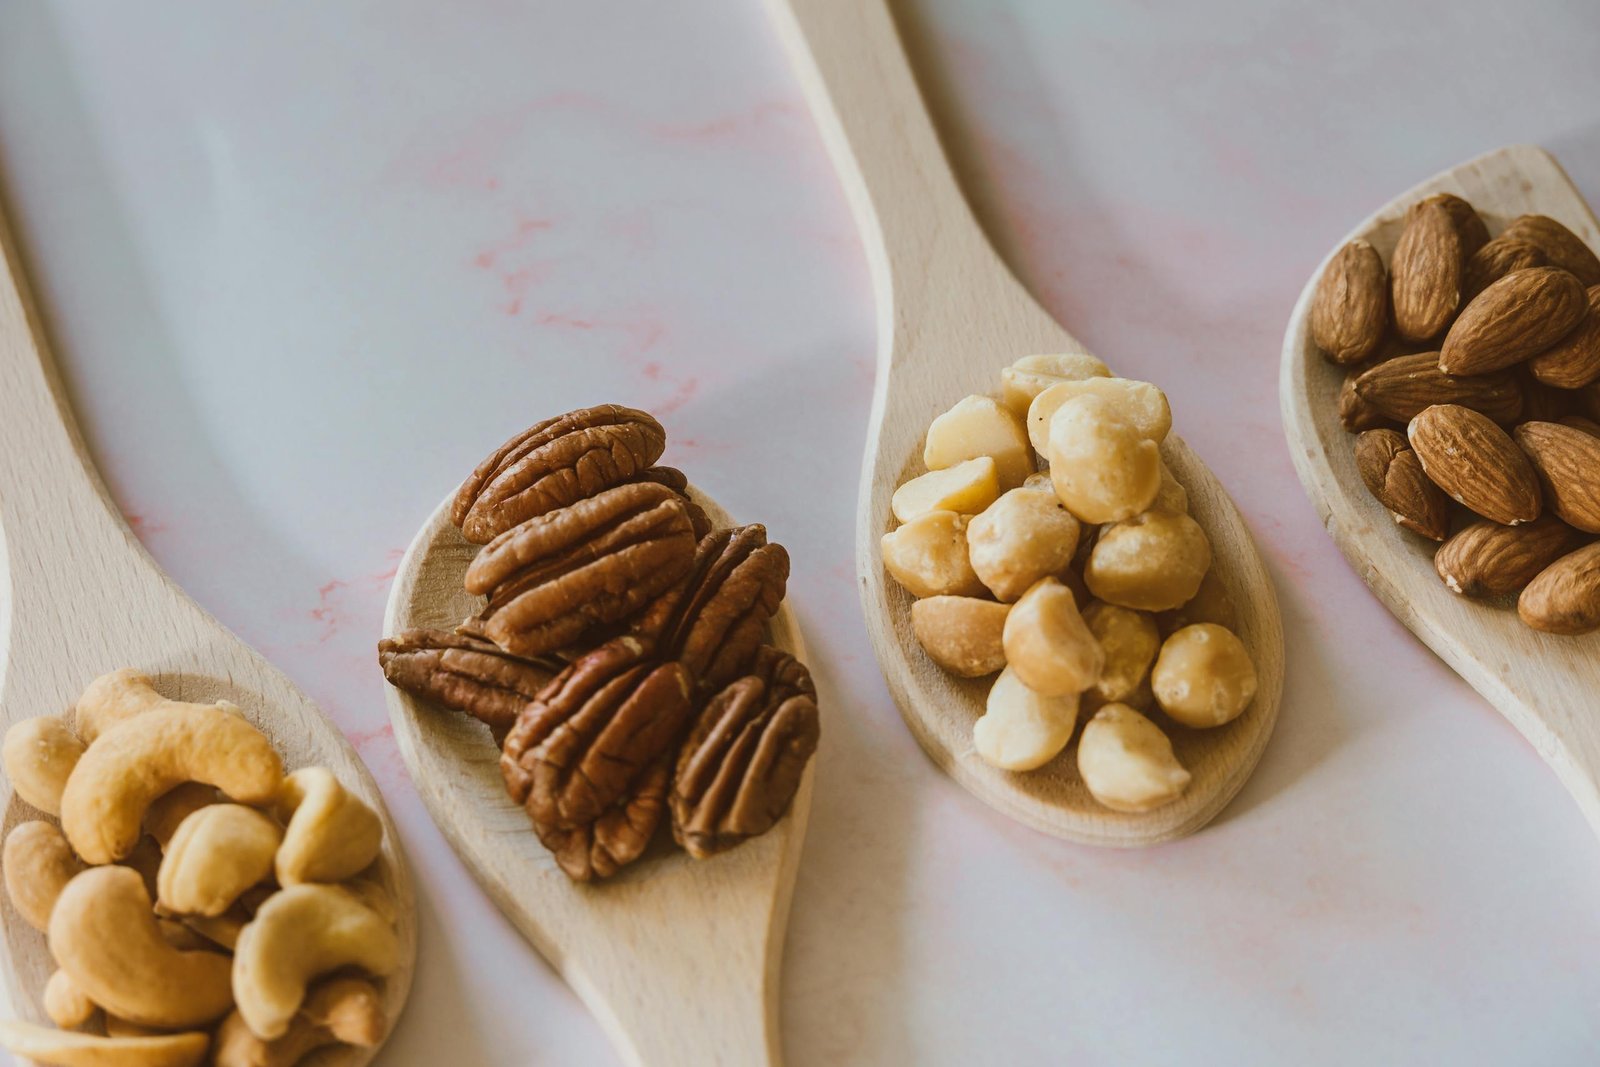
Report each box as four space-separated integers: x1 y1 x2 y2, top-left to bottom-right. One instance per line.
377 628 559 730
534 759 671 882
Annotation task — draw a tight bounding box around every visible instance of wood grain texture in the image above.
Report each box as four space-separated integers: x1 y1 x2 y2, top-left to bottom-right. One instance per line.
769 0 1283 844
1281 144 1600 838
382 492 813 1067
0 187 413 1055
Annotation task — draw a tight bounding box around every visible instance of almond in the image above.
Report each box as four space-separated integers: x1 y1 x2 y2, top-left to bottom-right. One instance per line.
1513 421 1600 533
1423 193 1491 255
1439 267 1587 375
1407 404 1541 525
1528 284 1600 388
1353 352 1522 424
1501 214 1600 287
1560 415 1600 437
1310 240 1387 365
1519 543 1600 635
1463 235 1548 301
1434 515 1582 598
1391 200 1468 343
1353 429 1450 540
1338 372 1392 432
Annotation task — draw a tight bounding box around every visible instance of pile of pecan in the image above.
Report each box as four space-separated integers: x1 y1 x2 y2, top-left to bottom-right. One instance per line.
378 405 820 881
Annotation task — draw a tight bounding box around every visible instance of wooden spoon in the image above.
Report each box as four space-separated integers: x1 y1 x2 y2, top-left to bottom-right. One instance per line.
768 0 1284 845
383 493 812 1067
0 200 414 1052
1282 143 1600 837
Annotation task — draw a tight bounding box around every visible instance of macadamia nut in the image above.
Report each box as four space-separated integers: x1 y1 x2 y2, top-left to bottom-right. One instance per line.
891 457 1001 523
910 596 1011 677
923 394 1033 489
966 488 1080 602
1001 578 1105 696
973 667 1079 771
1157 567 1236 635
1151 623 1257 728
1046 395 1161 524
1085 510 1212 611
1028 378 1172 452
881 511 987 598
1001 353 1111 416
1082 602 1160 704
1077 704 1191 812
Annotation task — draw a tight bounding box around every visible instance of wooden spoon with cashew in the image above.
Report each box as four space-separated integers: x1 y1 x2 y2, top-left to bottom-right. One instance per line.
768 0 1284 844
0 188 414 1058
1281 144 1600 839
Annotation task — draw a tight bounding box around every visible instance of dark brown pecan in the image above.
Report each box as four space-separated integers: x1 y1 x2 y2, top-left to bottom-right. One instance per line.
452 405 668 544
631 466 712 537
464 482 697 658
377 629 560 730
635 526 790 690
535 759 669 882
671 647 820 859
501 637 695 834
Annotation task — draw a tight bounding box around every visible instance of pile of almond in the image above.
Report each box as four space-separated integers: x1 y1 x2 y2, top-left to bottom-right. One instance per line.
1317 195 1600 635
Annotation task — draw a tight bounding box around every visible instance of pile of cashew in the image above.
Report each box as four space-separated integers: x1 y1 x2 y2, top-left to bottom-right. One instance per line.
0 669 399 1067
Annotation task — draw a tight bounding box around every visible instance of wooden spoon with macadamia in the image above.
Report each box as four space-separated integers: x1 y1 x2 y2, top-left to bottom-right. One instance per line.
771 0 1284 845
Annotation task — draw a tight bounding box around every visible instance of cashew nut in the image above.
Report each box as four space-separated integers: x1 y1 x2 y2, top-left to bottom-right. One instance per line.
74 669 170 744
48 865 234 1029
180 885 275 951
0 1020 208 1067
158 804 282 917
214 977 386 1067
145 783 221 849
338 878 398 926
44 968 97 1029
3 716 86 816
59 704 283 864
3 820 84 931
272 768 382 886
233 884 401 1040
157 918 217 953
121 835 164 901
104 1017 164 1038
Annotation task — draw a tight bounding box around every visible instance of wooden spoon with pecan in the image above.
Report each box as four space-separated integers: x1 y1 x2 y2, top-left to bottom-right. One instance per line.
0 191 414 1053
1282 144 1600 839
768 0 1284 844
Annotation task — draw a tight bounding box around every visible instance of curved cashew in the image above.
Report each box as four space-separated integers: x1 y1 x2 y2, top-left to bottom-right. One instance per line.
60 705 283 864
48 866 234 1029
180 885 275 951
44 968 97 1029
145 783 221 849
104 1017 163 1038
339 878 397 926
74 669 170 744
0 1020 207 1067
233 884 401 1040
272 768 382 885
157 805 282 917
213 977 386 1067
2 716 86 815
3 820 84 931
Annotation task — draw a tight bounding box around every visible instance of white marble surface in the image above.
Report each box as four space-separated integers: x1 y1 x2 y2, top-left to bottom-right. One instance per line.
3 1 1600 1063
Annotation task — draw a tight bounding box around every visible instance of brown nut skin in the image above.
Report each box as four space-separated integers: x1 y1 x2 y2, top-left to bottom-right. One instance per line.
910 597 1011 678
1514 422 1600 533
1501 214 1600 286
966 488 1081 602
1352 352 1523 426
1519 542 1600 635
1435 515 1584 598
1353 428 1451 541
1311 239 1388 364
1407 405 1541 526
1085 510 1212 612
378 629 559 730
1151 624 1258 728
1391 197 1471 343
1001 578 1104 697
2 716 85 816
452 405 668 543
1463 235 1549 301
1338 370 1396 433
1439 266 1588 376
535 760 670 882
1527 284 1600 388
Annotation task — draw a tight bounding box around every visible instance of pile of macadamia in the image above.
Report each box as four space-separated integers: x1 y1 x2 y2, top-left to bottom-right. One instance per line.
0 670 400 1067
882 355 1258 813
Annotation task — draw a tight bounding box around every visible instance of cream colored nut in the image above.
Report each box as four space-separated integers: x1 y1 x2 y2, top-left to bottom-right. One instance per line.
146 783 222 849
273 768 383 886
3 716 86 816
158 804 283 917
966 488 1081 602
1028 377 1171 452
0 1020 209 1067
44 968 97 1029
1001 353 1111 416
973 666 1079 771
49 865 233 1029
157 918 217 953
1151 623 1258 729
1001 577 1105 697
182 909 249 952
923 394 1033 489
1046 395 1161 524
880 511 987 599
1076 703 1191 813
105 1017 165 1039
234 883 401 1041
213 976 386 1067
338 878 398 927
1156 567 1236 635
60 704 283 864
3 820 83 931
891 456 1001 523
1154 462 1188 514
1083 602 1160 704
1085 510 1212 612
1022 471 1053 492
909 596 1010 677
74 669 170 744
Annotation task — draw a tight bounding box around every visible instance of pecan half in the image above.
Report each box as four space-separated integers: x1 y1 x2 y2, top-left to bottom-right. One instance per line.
671 646 820 858
632 465 712 538
535 759 670 882
501 637 695 834
465 482 697 658
635 525 790 690
452 405 668 543
377 629 560 730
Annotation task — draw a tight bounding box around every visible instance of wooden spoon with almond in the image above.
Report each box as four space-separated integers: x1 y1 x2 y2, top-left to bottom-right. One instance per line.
1281 144 1600 838
769 0 1284 845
